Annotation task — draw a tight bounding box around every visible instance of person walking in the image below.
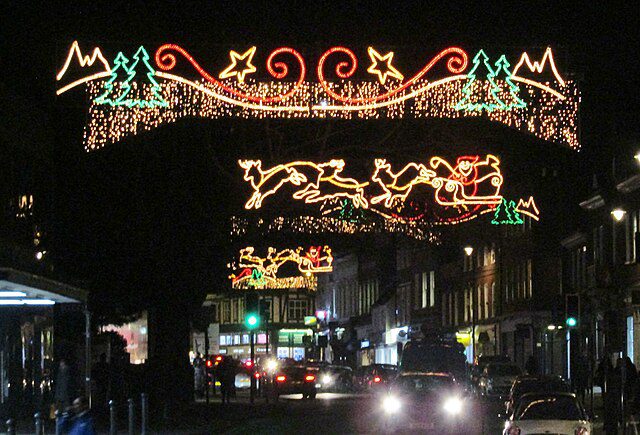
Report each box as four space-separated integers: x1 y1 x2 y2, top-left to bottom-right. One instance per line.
219 356 233 404
55 359 73 411
57 396 96 435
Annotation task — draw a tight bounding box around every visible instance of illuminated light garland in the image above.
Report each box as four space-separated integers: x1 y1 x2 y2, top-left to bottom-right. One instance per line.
56 41 111 95
155 44 307 103
366 47 404 84
62 42 577 150
219 46 257 83
317 46 468 104
455 50 513 112
515 196 540 221
231 273 318 291
491 198 523 225
512 47 565 86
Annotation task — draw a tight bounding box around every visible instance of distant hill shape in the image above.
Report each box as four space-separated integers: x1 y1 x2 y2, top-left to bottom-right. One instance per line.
56 41 111 95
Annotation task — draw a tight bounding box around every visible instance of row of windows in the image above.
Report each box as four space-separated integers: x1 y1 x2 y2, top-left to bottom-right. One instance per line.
337 279 379 319
213 297 309 324
463 246 496 272
504 260 533 302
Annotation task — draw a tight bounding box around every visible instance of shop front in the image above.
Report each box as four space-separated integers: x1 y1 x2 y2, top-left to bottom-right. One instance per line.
0 268 88 418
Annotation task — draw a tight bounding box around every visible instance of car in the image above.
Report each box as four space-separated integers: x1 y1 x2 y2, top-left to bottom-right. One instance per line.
503 392 591 435
354 364 397 392
478 363 522 398
273 365 320 399
317 364 354 392
471 355 511 387
504 375 571 417
380 372 469 432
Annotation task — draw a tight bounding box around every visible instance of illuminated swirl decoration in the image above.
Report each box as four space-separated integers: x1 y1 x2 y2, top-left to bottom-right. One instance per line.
228 245 332 290
237 155 538 226
54 41 579 151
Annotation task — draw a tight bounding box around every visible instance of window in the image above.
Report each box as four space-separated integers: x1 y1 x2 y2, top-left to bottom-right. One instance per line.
491 282 497 317
484 284 490 318
288 299 308 321
593 225 604 266
526 259 533 298
420 271 436 308
477 285 483 320
222 302 231 324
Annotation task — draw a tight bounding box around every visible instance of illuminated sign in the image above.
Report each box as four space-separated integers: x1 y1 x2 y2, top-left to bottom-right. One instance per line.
55 42 579 151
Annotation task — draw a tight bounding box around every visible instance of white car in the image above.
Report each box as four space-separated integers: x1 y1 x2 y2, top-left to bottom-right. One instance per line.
503 392 591 435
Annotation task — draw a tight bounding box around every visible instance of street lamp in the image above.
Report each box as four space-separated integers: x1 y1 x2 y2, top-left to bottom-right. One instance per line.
463 246 476 363
464 246 474 256
634 151 640 164
611 208 626 222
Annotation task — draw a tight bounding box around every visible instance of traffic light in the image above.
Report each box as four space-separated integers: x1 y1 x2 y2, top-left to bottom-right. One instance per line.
565 293 580 328
245 292 260 330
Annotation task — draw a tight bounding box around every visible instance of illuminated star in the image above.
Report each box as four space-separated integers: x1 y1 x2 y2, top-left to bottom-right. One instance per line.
219 46 257 83
366 47 404 85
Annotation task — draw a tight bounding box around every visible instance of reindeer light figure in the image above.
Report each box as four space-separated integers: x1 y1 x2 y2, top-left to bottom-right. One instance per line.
370 159 435 207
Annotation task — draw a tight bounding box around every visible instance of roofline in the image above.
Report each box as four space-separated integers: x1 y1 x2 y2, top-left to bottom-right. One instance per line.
0 268 88 304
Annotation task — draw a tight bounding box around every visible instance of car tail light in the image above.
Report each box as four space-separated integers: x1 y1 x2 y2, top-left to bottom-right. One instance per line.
506 426 520 435
245 360 254 368
254 372 261 379
215 355 223 362
276 375 287 383
305 374 316 382
205 360 213 368
575 427 589 435
373 376 382 383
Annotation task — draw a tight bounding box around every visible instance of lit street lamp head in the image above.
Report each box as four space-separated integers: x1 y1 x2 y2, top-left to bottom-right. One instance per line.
464 246 474 256
611 208 626 222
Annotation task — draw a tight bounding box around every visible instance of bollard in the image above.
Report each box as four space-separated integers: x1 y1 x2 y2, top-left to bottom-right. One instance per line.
6 418 15 435
109 400 117 435
141 393 148 435
34 412 43 435
128 398 135 435
55 410 62 435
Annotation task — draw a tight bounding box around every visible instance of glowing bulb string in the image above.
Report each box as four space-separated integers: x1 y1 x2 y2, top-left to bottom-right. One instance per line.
155 44 306 104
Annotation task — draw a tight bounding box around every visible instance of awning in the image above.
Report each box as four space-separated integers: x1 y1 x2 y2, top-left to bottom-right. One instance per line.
0 268 87 305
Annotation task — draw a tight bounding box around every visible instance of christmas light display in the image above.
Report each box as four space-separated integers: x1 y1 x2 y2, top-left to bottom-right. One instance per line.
228 245 332 290
56 41 111 95
515 196 540 221
55 42 579 151
239 155 504 212
491 198 524 225
366 47 404 85
219 46 257 83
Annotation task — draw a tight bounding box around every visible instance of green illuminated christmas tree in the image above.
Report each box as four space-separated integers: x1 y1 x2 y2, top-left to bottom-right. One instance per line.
491 198 523 225
455 50 505 113
94 52 130 106
493 55 527 110
118 46 168 108
339 199 364 223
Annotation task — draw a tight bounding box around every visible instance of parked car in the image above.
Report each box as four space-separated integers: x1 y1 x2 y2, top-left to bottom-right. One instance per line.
273 365 320 399
478 363 522 398
503 392 591 435
354 364 398 392
504 375 571 417
471 355 511 387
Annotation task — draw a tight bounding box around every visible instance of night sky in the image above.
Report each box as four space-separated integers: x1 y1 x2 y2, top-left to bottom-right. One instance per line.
2 1 639 319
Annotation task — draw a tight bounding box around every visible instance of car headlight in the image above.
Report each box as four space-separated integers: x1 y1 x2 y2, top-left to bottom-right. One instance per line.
265 360 278 372
382 395 402 414
443 397 464 415
322 374 333 384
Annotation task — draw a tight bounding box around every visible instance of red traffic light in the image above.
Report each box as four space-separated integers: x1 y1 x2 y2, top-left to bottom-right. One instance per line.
245 360 254 368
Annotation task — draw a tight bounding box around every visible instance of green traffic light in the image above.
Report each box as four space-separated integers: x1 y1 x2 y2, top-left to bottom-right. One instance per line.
245 313 259 329
566 317 577 327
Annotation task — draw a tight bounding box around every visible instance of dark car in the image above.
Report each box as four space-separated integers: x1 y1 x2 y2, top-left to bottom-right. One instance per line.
471 355 511 387
317 364 354 392
400 341 468 385
273 365 320 399
504 375 571 417
477 363 522 398
380 372 469 432
354 364 397 391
